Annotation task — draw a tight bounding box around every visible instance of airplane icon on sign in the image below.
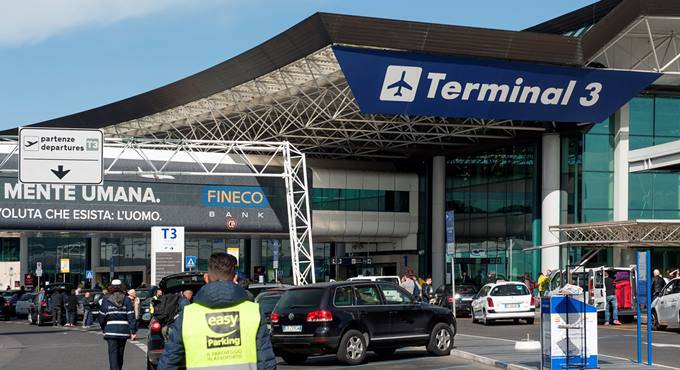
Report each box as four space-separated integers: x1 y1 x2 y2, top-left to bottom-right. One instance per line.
379 65 422 102
386 71 413 97
25 140 38 147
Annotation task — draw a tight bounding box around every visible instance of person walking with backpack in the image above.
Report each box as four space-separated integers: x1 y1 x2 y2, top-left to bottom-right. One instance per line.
157 253 276 370
99 280 137 370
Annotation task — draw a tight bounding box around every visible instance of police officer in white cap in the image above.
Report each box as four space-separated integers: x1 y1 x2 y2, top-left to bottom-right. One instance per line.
98 279 137 370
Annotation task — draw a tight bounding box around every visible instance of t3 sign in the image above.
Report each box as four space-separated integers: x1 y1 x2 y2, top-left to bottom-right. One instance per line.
334 46 660 123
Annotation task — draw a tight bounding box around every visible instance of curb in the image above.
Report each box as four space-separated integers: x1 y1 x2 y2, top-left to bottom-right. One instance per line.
452 349 535 370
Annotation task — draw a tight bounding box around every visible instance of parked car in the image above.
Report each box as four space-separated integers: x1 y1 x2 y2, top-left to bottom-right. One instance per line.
347 275 401 286
15 293 36 319
471 281 535 325
1 290 23 317
247 283 292 298
255 287 289 331
271 281 456 365
136 288 155 328
433 284 478 316
0 296 11 320
147 272 205 370
651 277 680 330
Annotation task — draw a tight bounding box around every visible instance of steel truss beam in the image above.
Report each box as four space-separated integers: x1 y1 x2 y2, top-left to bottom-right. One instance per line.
589 16 680 76
103 47 545 159
549 220 680 247
0 138 316 285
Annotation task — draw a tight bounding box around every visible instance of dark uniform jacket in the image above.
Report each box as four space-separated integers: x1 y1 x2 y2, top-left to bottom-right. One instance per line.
157 281 276 370
98 291 137 340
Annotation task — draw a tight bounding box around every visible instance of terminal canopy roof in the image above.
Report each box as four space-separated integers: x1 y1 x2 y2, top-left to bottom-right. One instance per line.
5 0 680 159
547 220 680 248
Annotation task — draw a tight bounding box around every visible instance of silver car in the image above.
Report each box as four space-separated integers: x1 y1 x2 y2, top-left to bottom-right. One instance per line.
651 277 680 330
15 293 35 319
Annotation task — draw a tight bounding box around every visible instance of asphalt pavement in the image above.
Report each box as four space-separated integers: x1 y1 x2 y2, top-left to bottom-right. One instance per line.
277 349 497 370
0 317 494 370
0 319 148 370
455 315 680 369
3 315 678 370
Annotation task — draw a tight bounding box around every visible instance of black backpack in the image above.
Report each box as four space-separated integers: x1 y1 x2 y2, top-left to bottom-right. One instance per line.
153 293 180 326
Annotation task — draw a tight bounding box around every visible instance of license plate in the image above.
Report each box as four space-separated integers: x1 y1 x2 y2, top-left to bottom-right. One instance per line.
505 303 520 308
282 325 303 333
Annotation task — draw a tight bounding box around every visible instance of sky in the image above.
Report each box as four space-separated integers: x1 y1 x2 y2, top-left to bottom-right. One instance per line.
0 0 598 130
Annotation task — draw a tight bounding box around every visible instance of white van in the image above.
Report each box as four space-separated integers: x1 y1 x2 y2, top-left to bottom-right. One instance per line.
548 266 637 321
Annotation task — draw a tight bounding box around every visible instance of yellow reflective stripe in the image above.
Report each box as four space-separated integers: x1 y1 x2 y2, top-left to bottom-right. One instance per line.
182 301 261 368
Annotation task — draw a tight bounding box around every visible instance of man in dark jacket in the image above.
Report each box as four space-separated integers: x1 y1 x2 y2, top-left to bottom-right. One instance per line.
652 269 667 302
65 289 79 327
50 288 64 327
99 279 137 370
158 253 276 370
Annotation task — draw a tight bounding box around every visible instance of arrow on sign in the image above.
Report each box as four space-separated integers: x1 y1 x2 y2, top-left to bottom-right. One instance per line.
51 165 71 179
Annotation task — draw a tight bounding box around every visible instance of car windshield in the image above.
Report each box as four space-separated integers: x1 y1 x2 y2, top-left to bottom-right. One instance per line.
277 288 324 309
455 285 477 294
257 295 281 313
162 274 205 293
136 290 152 300
490 284 529 296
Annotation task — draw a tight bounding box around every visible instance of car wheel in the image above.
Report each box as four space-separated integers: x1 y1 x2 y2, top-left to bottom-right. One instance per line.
482 310 491 326
427 323 454 356
337 329 367 365
651 310 665 331
526 318 535 325
281 353 308 365
374 348 397 357
513 318 520 324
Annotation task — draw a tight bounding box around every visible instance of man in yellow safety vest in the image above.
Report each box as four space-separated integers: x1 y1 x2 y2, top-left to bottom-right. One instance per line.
157 253 276 370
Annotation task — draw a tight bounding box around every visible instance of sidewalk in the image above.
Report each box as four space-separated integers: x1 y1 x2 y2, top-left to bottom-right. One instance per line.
453 333 677 370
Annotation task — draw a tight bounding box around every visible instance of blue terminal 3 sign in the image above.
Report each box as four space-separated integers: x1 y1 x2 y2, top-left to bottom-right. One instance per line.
333 46 661 123
201 186 269 208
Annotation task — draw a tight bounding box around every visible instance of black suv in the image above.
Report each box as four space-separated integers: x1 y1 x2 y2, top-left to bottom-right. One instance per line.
271 281 456 365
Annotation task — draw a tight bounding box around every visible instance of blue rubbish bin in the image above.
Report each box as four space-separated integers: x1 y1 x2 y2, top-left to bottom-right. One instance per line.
541 295 598 369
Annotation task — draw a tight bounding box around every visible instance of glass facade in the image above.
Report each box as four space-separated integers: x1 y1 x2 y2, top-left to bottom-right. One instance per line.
562 118 614 224
101 237 245 271
311 188 409 212
629 96 680 219
27 236 90 285
259 239 331 283
0 238 19 262
445 144 539 284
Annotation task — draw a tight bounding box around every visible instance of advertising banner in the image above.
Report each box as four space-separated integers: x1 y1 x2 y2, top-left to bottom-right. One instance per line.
334 46 660 123
0 174 288 233
445 210 455 255
60 258 70 273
